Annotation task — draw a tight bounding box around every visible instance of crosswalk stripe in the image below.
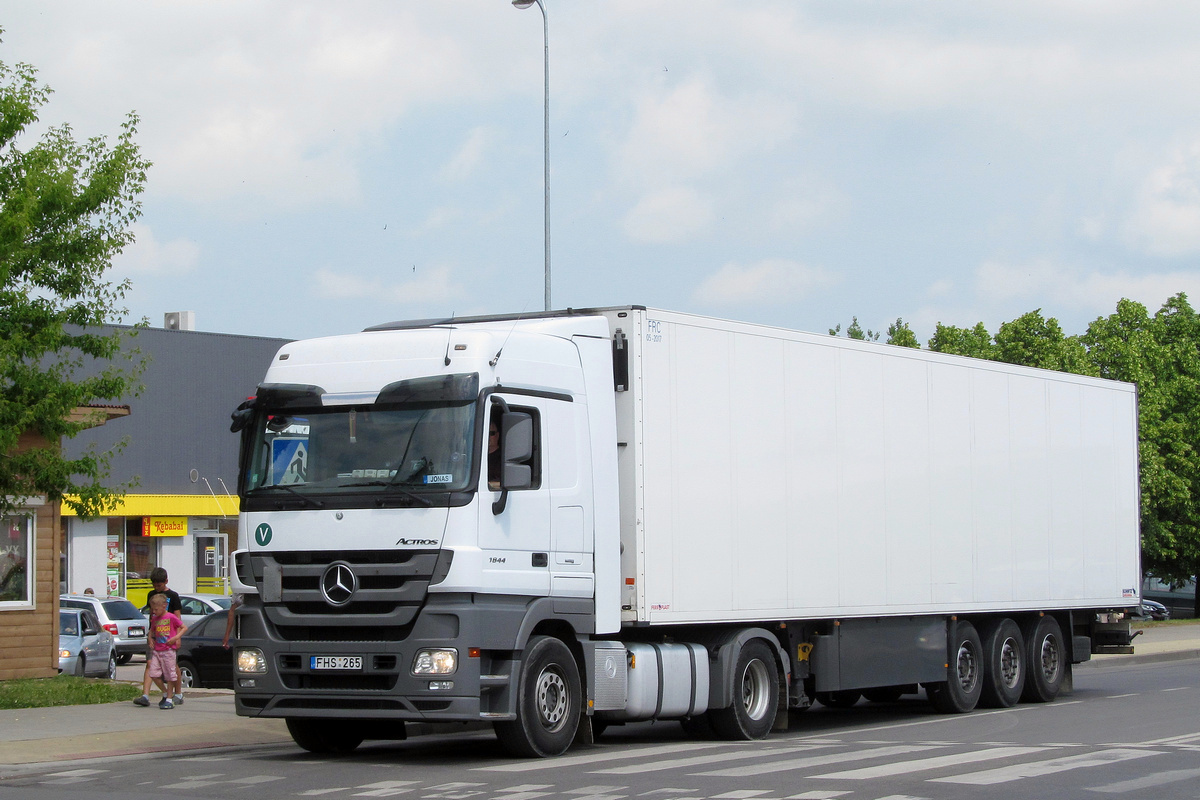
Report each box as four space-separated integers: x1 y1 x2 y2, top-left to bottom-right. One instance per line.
1088 766 1200 793
931 748 1162 785
476 742 731 772
808 746 1047 780
592 745 836 775
696 745 945 778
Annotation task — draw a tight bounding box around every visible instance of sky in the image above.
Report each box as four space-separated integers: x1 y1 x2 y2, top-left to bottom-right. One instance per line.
5 1 1200 344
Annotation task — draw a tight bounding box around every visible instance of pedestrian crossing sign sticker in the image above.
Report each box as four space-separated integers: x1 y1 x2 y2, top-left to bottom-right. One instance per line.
272 438 308 484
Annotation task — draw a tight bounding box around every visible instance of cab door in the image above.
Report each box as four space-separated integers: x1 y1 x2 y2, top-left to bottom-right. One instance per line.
478 394 552 595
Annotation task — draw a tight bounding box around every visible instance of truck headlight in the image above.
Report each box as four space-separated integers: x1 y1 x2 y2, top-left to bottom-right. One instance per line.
236 647 268 674
412 648 457 675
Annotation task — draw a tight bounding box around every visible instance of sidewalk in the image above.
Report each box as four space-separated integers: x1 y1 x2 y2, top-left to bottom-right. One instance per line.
1 621 1196 771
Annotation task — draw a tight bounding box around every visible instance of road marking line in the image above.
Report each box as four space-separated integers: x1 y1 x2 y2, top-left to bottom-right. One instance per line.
931 747 1162 785
809 746 1047 780
592 745 834 775
1088 765 1200 792
696 745 944 778
477 742 729 772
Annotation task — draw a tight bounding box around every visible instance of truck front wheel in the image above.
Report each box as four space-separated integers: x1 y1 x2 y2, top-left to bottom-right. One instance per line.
286 718 364 754
709 640 779 740
929 620 982 714
495 635 582 757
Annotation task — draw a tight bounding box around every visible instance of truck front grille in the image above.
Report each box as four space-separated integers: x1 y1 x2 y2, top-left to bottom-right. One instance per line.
246 550 440 641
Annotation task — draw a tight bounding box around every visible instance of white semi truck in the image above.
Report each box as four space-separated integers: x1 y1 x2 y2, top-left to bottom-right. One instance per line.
228 306 1141 757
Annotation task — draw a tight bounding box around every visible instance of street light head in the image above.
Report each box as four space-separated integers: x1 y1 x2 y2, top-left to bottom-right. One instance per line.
512 0 536 7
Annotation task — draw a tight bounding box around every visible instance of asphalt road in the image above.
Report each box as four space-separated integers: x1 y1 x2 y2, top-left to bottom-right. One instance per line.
2 657 1197 800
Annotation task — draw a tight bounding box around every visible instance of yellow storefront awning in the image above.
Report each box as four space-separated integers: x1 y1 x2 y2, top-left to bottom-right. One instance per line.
60 494 240 517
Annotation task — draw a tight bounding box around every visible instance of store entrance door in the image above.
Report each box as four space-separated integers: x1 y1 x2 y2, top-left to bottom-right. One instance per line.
195 534 228 594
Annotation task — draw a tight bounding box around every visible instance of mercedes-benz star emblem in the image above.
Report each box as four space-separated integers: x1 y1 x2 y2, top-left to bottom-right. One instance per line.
321 562 358 606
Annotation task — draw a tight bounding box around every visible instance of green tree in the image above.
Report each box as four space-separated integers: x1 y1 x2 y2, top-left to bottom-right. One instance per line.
0 45 149 518
829 316 880 341
993 309 1095 375
1083 295 1200 611
927 321 995 359
885 318 920 348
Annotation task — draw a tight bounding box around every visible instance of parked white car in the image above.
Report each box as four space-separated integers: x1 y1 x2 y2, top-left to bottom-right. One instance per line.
141 593 231 629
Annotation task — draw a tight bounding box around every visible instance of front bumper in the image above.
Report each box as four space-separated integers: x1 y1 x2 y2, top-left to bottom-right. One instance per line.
233 593 539 722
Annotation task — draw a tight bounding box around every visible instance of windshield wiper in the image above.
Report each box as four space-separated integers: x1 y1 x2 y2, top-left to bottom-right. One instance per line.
344 481 434 507
250 484 325 509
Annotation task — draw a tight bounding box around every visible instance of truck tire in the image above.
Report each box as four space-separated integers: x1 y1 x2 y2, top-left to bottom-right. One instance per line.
286 718 364 754
979 618 1025 708
1021 615 1065 703
709 640 779 740
929 620 982 714
495 635 582 757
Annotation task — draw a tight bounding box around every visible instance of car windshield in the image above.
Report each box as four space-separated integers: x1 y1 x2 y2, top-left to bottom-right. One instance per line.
101 599 144 620
211 596 232 610
242 375 479 496
59 611 80 636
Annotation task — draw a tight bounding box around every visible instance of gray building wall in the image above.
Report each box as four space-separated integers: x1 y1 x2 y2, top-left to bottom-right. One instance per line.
63 326 291 495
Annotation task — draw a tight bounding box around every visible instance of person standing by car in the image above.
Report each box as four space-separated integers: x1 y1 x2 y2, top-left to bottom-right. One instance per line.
143 568 185 703
221 593 245 649
132 593 187 708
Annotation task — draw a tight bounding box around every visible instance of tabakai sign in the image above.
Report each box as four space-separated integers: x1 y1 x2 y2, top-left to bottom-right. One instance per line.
143 516 188 537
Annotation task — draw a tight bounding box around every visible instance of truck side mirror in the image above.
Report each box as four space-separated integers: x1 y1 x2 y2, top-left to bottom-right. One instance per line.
493 410 534 514
500 413 534 490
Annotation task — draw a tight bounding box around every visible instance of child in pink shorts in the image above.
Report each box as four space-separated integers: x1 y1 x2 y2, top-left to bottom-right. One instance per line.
132 593 188 709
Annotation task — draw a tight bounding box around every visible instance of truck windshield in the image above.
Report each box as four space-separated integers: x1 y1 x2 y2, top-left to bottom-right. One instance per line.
243 399 477 497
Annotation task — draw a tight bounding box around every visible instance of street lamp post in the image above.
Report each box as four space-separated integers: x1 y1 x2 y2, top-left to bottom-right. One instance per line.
513 0 551 312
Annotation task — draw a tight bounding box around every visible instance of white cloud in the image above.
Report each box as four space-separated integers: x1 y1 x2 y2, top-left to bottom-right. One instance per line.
1124 139 1200 256
615 79 797 188
622 187 714 244
974 259 1200 313
693 259 839 305
313 264 460 305
441 128 492 183
114 224 200 276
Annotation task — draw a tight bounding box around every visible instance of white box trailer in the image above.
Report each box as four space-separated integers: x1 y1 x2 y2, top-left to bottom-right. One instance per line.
613 308 1141 624
228 306 1140 758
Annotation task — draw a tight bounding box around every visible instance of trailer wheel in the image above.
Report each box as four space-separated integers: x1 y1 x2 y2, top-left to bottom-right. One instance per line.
495 635 582 757
979 618 1025 708
286 718 364 754
1021 615 1065 703
709 640 779 740
929 620 982 714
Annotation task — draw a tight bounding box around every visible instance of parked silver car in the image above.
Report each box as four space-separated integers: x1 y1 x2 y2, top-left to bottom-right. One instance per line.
58 608 117 678
60 594 147 664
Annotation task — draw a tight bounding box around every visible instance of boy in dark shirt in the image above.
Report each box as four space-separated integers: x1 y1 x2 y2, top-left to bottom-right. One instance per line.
143 567 185 703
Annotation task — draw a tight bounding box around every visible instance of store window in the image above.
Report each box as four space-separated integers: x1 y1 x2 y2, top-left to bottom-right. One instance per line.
0 514 34 608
